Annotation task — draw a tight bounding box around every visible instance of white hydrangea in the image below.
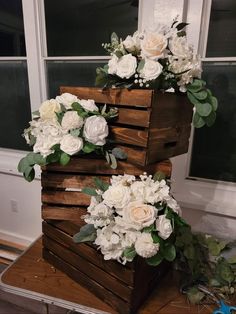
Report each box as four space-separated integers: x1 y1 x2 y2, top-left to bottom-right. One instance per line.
134 233 160 258
85 201 114 228
61 111 83 131
110 174 135 186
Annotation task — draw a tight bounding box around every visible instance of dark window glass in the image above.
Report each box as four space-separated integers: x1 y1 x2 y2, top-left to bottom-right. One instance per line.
44 0 139 56
0 0 26 56
47 61 106 97
0 61 31 150
190 62 236 182
206 0 236 57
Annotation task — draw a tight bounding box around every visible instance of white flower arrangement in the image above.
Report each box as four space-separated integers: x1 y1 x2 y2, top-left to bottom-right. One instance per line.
18 93 120 181
96 20 218 128
73 172 185 266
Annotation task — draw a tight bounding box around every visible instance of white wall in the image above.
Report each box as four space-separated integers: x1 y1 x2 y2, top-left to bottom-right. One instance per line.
0 173 41 244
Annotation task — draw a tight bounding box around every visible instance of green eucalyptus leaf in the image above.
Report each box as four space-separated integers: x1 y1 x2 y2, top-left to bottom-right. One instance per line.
195 102 212 117
109 153 117 169
60 152 70 166
26 152 46 166
137 59 145 72
163 245 176 261
186 287 205 304
193 112 205 128
187 91 201 107
81 187 98 196
32 110 40 117
205 111 216 127
24 166 35 182
105 151 110 164
151 232 161 244
82 142 97 154
184 245 195 260
142 224 155 233
111 147 127 160
210 96 218 111
147 253 163 266
46 150 61 163
70 128 81 137
187 79 204 93
193 90 208 100
111 32 119 44
153 171 166 182
216 261 235 284
18 157 29 173
123 246 136 260
115 50 123 58
93 177 109 192
73 224 96 243
228 256 236 264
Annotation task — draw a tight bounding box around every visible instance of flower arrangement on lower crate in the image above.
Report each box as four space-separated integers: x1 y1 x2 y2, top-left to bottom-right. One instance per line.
18 93 122 182
73 172 183 265
73 172 236 304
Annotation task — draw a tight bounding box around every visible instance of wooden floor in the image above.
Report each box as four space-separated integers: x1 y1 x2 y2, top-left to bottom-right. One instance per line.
0 238 220 314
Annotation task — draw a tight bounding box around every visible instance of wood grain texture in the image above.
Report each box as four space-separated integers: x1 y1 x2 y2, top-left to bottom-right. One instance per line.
112 108 150 127
60 86 153 107
42 221 133 284
42 190 90 206
42 158 172 177
42 205 87 223
1 238 219 314
110 126 148 147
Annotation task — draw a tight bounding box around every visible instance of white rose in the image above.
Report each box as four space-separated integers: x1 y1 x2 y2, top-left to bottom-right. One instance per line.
108 55 118 75
123 32 140 52
123 201 157 230
61 111 83 131
83 116 108 146
56 93 79 109
103 185 131 210
141 32 167 60
155 215 173 240
33 134 60 157
60 134 83 155
166 197 182 215
116 54 137 79
169 35 193 59
79 99 99 112
135 233 160 258
39 99 61 120
139 59 163 81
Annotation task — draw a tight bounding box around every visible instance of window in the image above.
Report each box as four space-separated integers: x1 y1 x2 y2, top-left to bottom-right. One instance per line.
172 0 236 218
0 0 31 151
190 0 236 183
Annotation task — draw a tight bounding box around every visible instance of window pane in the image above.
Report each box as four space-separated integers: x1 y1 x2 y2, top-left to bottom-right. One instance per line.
44 0 139 56
206 0 236 57
47 61 106 98
0 61 31 150
0 0 26 56
190 62 236 182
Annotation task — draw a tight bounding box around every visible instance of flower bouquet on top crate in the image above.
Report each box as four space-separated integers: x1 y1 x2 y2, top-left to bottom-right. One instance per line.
95 20 218 128
17 93 123 182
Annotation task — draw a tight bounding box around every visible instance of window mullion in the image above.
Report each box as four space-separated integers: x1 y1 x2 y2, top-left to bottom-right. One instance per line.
22 0 46 111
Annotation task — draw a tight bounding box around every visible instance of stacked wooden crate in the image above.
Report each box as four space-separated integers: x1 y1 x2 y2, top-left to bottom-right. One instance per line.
42 87 193 313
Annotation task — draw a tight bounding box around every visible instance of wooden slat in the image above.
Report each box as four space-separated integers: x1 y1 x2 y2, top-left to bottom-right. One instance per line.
41 173 110 189
113 108 150 127
43 236 132 301
60 86 153 107
42 191 90 206
42 222 134 284
42 205 87 223
42 158 172 177
110 126 148 147
149 125 191 145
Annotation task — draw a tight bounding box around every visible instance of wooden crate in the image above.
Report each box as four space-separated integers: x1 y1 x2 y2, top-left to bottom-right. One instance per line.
60 86 193 166
42 220 170 314
41 157 172 313
41 157 171 222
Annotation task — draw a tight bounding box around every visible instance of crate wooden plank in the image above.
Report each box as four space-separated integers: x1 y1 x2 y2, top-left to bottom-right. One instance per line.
110 126 148 147
42 158 172 177
43 235 132 301
41 173 110 189
60 86 153 107
42 221 134 284
42 190 90 206
42 205 87 223
43 248 131 314
113 108 150 127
